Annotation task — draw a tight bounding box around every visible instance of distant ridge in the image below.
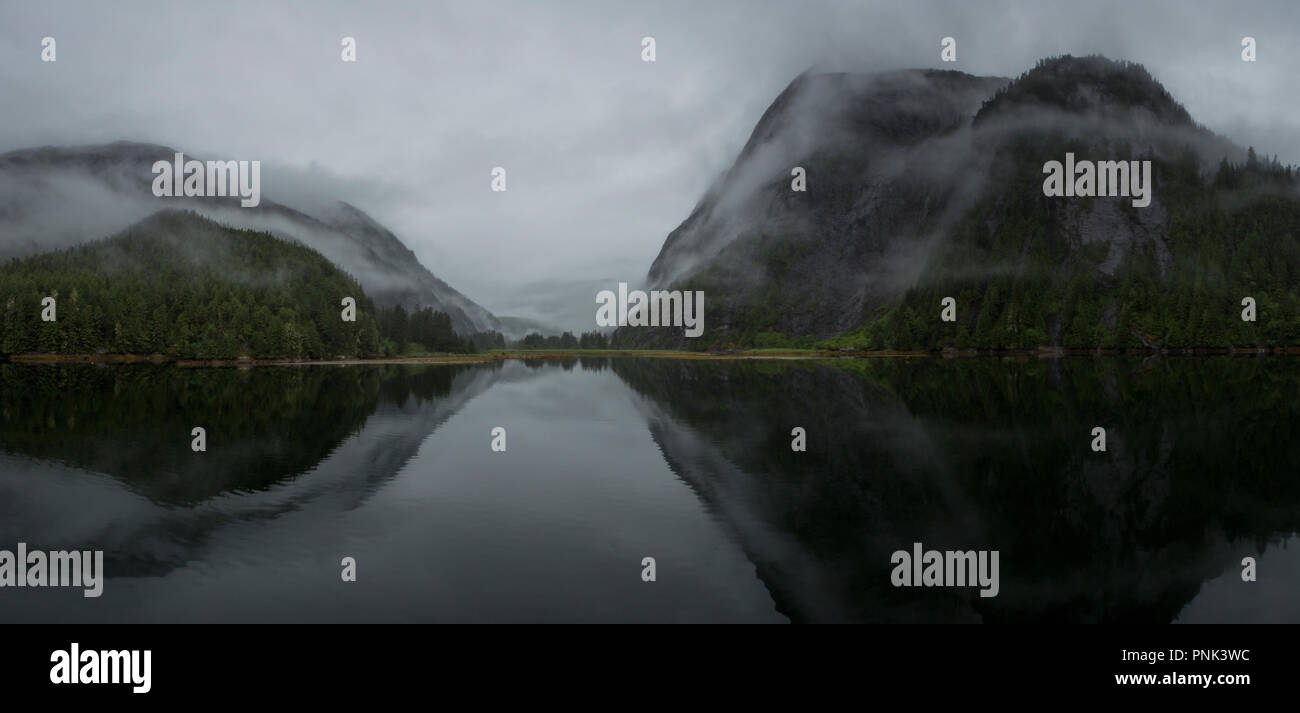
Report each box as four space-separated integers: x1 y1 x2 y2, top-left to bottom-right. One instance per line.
0 141 500 337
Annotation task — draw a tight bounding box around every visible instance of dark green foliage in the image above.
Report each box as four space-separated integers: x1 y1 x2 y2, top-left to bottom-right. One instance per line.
516 330 610 349
823 145 1300 351
469 330 507 351
375 303 475 355
974 55 1193 127
0 210 478 358
0 211 386 358
577 330 609 349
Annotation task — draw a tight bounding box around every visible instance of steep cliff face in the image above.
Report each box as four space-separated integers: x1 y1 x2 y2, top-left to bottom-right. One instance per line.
636 69 1010 347
626 56 1293 350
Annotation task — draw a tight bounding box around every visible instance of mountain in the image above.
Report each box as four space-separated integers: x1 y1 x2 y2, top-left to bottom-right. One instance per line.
487 277 621 338
626 56 1297 350
0 141 499 337
0 210 383 358
496 315 562 340
310 200 499 335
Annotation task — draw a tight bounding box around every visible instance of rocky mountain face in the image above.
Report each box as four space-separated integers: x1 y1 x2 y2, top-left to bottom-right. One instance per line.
632 69 1009 348
0 141 499 337
624 56 1293 349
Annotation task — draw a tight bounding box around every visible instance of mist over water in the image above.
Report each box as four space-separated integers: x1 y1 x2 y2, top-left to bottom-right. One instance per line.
0 356 1295 623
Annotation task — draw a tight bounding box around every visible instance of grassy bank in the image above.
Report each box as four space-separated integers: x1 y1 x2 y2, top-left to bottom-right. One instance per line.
6 345 1300 367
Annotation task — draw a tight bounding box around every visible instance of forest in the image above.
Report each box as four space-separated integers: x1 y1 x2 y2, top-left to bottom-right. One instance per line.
823 146 1300 351
0 211 484 359
516 330 610 349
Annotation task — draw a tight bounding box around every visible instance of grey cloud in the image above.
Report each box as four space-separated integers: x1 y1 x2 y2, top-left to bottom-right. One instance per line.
1 0 1296 323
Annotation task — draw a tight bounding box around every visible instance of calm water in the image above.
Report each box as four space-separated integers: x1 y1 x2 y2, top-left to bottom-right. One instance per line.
0 356 1297 623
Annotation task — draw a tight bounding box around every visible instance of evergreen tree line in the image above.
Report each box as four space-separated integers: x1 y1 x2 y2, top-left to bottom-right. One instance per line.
0 211 483 359
374 303 506 355
516 330 610 349
624 141 1300 352
826 143 1300 350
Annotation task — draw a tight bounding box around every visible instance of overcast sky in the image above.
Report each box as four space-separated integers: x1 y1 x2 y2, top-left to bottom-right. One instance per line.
2 0 1297 314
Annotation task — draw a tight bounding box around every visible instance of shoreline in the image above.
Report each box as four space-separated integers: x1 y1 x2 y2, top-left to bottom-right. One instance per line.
3 346 1300 366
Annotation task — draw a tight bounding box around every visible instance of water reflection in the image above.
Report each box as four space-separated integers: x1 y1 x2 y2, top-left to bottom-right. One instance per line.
610 356 1300 623
0 356 1295 623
